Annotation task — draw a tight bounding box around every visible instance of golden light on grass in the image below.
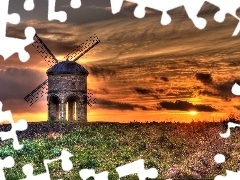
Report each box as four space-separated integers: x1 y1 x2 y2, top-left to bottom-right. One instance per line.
189 111 198 115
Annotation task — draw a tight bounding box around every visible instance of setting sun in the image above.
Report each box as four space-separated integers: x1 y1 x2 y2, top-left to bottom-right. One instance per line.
189 111 198 115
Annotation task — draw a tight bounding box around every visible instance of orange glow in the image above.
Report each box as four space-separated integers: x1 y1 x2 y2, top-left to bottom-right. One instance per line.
189 111 198 115
9 109 230 124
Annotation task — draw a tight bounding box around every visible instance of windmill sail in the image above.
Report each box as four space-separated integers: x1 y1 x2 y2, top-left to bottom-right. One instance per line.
64 34 100 62
87 89 98 107
25 34 99 108
32 34 58 67
24 80 48 106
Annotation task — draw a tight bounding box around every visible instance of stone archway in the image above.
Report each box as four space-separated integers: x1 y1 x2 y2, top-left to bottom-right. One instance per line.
66 95 80 121
48 95 60 121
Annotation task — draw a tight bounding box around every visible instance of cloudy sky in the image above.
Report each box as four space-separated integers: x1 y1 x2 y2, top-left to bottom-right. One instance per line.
1 0 240 122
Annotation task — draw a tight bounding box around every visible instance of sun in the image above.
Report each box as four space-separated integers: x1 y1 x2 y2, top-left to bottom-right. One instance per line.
189 111 198 115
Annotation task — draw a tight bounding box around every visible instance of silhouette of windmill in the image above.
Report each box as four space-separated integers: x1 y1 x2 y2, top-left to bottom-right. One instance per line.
24 34 100 121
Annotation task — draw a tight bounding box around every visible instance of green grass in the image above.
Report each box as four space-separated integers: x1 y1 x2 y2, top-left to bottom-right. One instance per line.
1 120 240 179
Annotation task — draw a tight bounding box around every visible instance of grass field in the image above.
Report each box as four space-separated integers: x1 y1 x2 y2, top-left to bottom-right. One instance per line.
0 118 240 179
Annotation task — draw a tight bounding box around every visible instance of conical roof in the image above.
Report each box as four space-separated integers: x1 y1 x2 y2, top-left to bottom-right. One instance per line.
47 60 88 75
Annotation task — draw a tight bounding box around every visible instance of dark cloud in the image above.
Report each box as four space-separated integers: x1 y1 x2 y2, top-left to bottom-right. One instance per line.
0 67 47 113
234 105 240 110
212 79 240 101
0 67 46 101
9 0 115 24
97 99 149 110
158 100 217 112
156 88 165 93
198 90 218 97
160 76 169 82
166 90 193 99
198 79 240 101
133 87 165 100
133 87 165 95
195 73 213 84
91 88 110 94
133 87 154 95
88 65 116 79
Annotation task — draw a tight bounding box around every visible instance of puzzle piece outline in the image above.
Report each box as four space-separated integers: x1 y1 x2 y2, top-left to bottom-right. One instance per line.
21 150 73 180
0 156 15 180
110 0 240 36
0 0 82 62
0 0 35 62
0 101 28 150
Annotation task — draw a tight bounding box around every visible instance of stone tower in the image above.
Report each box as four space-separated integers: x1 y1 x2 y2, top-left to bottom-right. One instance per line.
46 60 88 121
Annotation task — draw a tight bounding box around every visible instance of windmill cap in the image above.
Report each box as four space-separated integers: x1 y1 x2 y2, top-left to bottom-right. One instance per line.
47 60 89 75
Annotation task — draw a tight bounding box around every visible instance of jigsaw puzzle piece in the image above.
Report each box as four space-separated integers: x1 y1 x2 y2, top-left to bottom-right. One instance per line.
207 0 240 36
232 83 240 95
22 164 50 180
116 159 158 180
215 170 240 180
0 101 28 150
134 0 184 25
0 0 35 62
182 0 207 29
110 0 240 35
0 156 15 180
0 0 20 34
48 0 67 22
48 0 81 22
21 150 73 180
79 169 109 180
110 0 124 14
219 122 240 138
110 0 206 26
206 0 240 22
59 150 73 171
0 27 35 62
110 0 183 25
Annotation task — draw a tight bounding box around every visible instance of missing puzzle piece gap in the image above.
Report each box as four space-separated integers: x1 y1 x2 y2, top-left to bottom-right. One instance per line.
24 0 35 11
0 156 15 180
71 0 81 9
0 101 28 150
110 0 240 35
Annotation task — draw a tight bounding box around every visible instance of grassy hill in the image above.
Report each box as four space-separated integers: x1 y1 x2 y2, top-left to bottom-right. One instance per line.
0 120 240 179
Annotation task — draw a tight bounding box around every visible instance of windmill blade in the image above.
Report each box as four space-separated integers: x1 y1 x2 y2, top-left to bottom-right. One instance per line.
87 89 97 107
32 34 58 67
24 80 48 106
64 34 100 62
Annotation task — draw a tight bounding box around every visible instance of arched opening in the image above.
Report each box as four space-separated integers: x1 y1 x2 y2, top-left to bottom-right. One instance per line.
48 95 60 121
66 96 79 121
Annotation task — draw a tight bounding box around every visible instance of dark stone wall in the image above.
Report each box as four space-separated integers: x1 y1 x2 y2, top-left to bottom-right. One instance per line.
47 73 87 122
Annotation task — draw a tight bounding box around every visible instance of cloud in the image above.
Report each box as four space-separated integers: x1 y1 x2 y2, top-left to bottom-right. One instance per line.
160 76 169 82
88 65 116 79
133 87 165 95
90 88 110 94
0 67 46 100
198 89 218 97
195 73 213 84
4 0 240 119
158 100 217 112
133 87 165 99
212 79 240 101
234 105 240 110
0 67 47 113
97 99 149 110
197 79 240 101
133 87 154 95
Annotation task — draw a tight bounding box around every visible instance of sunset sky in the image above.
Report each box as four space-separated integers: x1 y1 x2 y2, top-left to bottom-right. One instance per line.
1 0 240 123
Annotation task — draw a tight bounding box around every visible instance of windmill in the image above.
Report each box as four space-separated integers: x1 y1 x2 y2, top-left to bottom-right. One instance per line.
24 34 100 121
